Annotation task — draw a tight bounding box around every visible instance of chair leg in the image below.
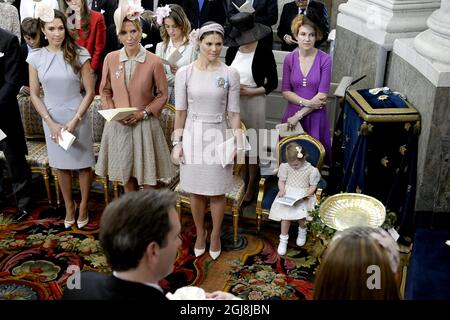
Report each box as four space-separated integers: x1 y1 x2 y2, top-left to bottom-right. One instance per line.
256 211 261 233
232 207 239 246
113 181 119 199
53 171 61 207
102 177 109 205
42 170 52 206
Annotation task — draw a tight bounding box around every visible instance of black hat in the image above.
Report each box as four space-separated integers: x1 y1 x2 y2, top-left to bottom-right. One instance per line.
225 12 271 47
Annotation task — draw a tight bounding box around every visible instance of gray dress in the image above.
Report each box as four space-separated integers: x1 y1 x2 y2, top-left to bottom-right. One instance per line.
175 63 240 196
27 47 95 170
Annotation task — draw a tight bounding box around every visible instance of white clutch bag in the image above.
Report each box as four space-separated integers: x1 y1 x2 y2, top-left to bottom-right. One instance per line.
276 122 304 138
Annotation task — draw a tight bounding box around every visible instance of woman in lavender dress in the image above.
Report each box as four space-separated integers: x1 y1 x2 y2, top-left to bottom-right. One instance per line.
281 15 332 163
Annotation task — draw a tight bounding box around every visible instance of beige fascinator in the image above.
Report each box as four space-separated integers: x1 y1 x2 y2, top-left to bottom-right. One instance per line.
114 0 144 35
35 2 55 23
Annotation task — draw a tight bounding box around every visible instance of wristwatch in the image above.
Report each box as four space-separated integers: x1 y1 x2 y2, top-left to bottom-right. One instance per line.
142 110 149 120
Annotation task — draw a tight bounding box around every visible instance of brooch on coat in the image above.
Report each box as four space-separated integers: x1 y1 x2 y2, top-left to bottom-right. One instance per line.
216 76 229 89
0 52 4 58
115 65 124 79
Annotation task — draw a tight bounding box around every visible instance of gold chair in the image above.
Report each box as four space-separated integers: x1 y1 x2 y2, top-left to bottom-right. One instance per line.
255 133 326 233
174 123 247 246
111 103 180 197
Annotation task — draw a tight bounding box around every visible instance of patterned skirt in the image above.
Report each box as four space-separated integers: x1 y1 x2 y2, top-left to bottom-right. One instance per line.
95 117 176 186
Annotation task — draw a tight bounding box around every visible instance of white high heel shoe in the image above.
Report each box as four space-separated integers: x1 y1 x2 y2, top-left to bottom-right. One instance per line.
64 201 77 229
209 249 221 260
194 230 207 257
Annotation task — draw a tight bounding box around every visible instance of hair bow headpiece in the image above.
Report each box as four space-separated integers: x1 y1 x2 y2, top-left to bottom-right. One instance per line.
295 146 304 159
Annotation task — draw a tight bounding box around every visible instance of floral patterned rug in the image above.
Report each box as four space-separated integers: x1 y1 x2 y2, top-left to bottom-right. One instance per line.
224 228 321 300
0 200 209 300
0 198 323 300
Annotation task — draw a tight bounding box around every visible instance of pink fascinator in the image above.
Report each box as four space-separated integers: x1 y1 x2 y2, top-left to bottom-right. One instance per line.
188 28 200 48
154 5 171 26
114 0 144 35
35 2 55 23
126 0 144 20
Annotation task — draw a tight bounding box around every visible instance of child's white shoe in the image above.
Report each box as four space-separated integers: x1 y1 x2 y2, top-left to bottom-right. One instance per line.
296 227 307 247
277 234 289 256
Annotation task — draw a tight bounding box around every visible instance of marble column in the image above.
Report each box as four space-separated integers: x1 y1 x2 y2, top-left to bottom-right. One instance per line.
387 2 450 212
333 0 441 88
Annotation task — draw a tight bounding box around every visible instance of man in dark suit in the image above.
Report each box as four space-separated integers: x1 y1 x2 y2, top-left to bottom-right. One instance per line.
63 189 181 300
226 0 278 47
277 0 329 51
182 0 226 29
0 28 33 221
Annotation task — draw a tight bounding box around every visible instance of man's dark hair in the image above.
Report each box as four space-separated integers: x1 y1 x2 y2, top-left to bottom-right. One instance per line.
99 189 177 271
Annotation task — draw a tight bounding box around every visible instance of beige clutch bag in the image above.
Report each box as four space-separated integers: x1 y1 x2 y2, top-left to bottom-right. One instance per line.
276 122 304 137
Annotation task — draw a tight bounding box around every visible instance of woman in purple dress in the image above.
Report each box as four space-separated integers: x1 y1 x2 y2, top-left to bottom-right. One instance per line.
281 15 332 163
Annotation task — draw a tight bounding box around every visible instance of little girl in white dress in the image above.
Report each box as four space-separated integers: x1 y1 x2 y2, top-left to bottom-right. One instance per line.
269 142 321 255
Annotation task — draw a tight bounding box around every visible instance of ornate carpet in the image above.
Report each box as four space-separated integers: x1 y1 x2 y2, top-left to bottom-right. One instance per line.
0 198 320 300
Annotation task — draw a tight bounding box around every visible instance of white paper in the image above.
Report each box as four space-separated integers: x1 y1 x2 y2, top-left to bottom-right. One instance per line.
98 107 138 121
0 129 6 141
334 76 353 97
387 228 400 241
58 129 76 151
161 49 182 65
445 240 450 247
232 1 255 13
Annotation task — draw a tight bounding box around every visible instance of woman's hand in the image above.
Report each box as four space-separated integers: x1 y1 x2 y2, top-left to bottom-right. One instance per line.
65 117 79 134
284 34 296 45
307 95 327 109
287 115 299 129
171 143 185 165
48 121 64 144
240 86 255 97
170 64 178 75
277 187 286 198
121 111 144 126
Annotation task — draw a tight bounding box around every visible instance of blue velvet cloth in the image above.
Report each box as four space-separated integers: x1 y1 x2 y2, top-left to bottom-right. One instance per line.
330 89 419 238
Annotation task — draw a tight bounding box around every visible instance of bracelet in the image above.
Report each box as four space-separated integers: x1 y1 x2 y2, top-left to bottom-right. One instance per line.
172 140 181 147
43 115 50 121
298 99 303 106
76 114 83 121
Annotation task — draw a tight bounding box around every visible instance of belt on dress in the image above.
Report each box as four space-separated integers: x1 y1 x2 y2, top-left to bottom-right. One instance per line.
187 112 226 123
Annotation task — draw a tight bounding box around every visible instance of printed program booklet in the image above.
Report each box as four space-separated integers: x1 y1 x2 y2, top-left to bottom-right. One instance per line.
215 134 251 168
98 107 138 121
275 193 308 207
161 49 182 65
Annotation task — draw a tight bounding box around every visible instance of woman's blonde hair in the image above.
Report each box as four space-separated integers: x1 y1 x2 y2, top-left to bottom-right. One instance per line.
118 18 142 37
291 15 323 41
313 226 401 300
159 4 191 46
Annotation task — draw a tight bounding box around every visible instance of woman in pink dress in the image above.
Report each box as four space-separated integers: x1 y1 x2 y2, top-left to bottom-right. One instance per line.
172 22 242 261
281 15 332 163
